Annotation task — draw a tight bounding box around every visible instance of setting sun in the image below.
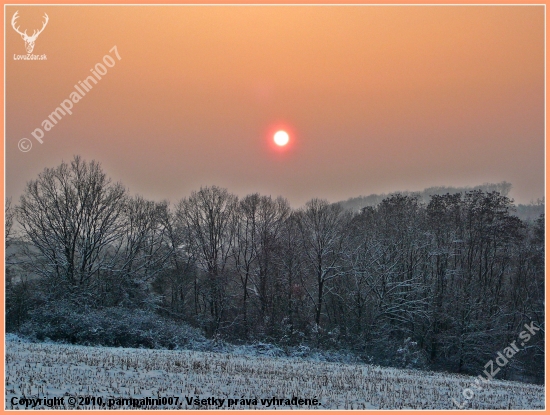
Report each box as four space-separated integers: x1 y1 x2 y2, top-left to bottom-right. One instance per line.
274 130 289 146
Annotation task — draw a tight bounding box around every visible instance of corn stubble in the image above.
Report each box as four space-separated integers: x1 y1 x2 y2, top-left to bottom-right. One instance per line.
5 341 544 409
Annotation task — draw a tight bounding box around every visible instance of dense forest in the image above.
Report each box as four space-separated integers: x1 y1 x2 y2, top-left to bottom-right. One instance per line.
6 156 545 384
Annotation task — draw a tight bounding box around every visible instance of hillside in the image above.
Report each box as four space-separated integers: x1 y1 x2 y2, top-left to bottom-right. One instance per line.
5 340 544 410
338 182 544 221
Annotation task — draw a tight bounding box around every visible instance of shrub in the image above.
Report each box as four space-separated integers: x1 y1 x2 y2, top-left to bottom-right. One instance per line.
18 304 210 350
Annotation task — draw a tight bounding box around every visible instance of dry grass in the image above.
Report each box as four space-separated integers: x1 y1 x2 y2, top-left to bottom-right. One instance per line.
5 341 545 409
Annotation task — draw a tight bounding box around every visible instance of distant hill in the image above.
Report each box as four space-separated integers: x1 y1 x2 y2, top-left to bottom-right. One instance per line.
338 182 544 222
515 201 545 222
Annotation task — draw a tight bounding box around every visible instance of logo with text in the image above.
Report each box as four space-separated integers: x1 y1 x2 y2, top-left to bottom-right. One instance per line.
11 11 48 60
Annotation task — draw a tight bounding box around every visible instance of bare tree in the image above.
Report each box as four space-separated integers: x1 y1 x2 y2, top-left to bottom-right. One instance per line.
16 156 127 301
251 195 290 334
5 197 15 247
153 206 197 319
232 194 261 337
101 196 173 308
296 199 350 330
176 186 238 334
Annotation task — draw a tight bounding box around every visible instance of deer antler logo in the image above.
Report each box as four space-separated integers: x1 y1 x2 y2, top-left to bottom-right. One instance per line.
11 11 49 54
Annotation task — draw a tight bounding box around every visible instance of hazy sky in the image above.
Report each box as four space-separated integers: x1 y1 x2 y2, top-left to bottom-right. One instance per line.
6 5 544 207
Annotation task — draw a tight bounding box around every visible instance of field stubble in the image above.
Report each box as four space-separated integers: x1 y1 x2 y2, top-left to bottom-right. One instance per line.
5 341 545 409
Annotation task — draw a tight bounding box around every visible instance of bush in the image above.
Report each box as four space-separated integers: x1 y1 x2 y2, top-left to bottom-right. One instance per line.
395 337 428 369
18 304 210 350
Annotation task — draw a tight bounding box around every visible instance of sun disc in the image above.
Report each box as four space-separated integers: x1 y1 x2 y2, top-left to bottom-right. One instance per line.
274 130 289 146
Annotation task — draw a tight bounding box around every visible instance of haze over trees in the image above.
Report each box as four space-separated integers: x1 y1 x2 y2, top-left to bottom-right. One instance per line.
6 156 544 384
339 183 544 222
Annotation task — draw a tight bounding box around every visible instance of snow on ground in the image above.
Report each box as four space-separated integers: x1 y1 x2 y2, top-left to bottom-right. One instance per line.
5 340 545 410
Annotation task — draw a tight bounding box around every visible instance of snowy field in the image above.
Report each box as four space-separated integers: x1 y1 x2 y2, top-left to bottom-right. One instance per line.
5 340 545 410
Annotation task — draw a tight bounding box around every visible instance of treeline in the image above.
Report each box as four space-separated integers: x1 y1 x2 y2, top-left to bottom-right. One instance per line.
339 183 545 222
5 156 544 383
339 182 512 209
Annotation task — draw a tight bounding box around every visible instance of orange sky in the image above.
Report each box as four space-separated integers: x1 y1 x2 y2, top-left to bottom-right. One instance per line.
6 5 544 206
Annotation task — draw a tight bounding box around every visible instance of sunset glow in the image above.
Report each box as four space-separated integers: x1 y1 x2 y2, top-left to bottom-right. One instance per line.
5 6 544 207
274 130 289 146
